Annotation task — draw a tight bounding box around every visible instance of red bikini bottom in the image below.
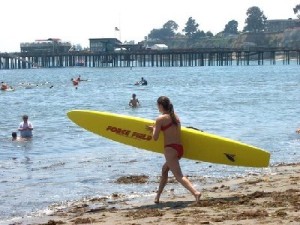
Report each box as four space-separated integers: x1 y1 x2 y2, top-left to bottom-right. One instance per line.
165 144 184 159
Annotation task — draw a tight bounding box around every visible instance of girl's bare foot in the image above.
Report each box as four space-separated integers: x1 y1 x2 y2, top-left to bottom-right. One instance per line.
195 192 201 203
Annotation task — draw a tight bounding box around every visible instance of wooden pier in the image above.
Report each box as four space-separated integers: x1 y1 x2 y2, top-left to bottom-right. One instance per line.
0 47 299 69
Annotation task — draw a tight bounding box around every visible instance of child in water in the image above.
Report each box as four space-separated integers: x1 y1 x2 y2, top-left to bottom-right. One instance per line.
129 94 140 108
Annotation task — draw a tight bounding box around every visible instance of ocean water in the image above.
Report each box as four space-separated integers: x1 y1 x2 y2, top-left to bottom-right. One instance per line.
0 63 300 223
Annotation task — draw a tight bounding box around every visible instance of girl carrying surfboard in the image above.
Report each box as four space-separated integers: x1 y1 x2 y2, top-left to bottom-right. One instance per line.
147 96 201 204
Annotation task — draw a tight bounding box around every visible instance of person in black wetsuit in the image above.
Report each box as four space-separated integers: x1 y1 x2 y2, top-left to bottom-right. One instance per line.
139 77 147 85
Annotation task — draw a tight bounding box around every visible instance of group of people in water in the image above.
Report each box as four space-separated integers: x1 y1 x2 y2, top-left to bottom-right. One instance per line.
1 81 51 90
11 114 33 141
3 76 142 92
129 77 148 108
1 75 86 92
9 75 85 141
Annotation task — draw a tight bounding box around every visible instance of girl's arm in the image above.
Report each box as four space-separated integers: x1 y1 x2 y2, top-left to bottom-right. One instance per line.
152 117 163 141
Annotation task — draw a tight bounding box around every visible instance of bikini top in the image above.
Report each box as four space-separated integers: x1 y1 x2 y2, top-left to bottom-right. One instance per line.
161 119 180 131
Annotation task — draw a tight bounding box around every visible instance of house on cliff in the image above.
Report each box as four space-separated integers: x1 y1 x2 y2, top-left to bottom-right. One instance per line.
265 18 300 33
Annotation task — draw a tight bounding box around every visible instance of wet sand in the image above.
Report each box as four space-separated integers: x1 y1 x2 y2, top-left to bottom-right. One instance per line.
16 163 300 225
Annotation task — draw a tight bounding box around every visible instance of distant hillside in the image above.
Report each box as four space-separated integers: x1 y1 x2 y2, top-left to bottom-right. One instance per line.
233 28 300 48
164 28 300 49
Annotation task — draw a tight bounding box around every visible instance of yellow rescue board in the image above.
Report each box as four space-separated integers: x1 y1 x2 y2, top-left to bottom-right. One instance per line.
67 110 270 168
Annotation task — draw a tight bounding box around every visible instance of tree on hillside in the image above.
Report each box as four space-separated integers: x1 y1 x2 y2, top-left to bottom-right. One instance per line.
148 29 162 40
223 20 239 35
192 30 206 39
183 17 199 38
148 20 178 40
206 31 214 37
163 20 179 32
293 4 300 18
243 6 267 33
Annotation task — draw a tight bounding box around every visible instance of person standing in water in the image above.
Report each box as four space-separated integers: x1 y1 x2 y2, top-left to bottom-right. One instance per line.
147 96 201 204
18 115 33 138
129 93 140 108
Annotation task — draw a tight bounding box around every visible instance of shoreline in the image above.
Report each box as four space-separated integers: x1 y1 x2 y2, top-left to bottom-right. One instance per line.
12 162 300 225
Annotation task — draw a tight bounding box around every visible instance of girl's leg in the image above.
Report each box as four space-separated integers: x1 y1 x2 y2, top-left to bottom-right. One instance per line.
164 148 201 203
155 162 169 203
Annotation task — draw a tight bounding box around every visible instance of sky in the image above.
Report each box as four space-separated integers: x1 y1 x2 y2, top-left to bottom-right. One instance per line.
0 0 299 52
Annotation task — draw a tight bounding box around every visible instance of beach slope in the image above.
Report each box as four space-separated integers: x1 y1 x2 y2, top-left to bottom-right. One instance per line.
19 163 300 225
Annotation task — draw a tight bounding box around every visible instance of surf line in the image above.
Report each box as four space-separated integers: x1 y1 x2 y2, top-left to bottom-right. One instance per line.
106 125 152 141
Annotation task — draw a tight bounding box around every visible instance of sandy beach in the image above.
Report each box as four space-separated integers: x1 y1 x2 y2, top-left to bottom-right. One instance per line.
14 162 300 225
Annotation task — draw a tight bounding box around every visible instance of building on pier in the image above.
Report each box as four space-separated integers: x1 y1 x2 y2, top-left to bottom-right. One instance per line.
89 38 122 52
20 38 72 54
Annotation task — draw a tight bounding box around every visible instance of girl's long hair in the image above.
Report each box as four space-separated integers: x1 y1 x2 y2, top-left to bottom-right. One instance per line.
157 96 178 126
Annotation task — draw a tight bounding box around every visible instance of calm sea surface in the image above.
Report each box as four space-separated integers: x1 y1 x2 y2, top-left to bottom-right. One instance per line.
0 63 300 223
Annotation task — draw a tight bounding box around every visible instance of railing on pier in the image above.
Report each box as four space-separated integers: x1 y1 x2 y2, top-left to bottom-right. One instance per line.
0 47 299 69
